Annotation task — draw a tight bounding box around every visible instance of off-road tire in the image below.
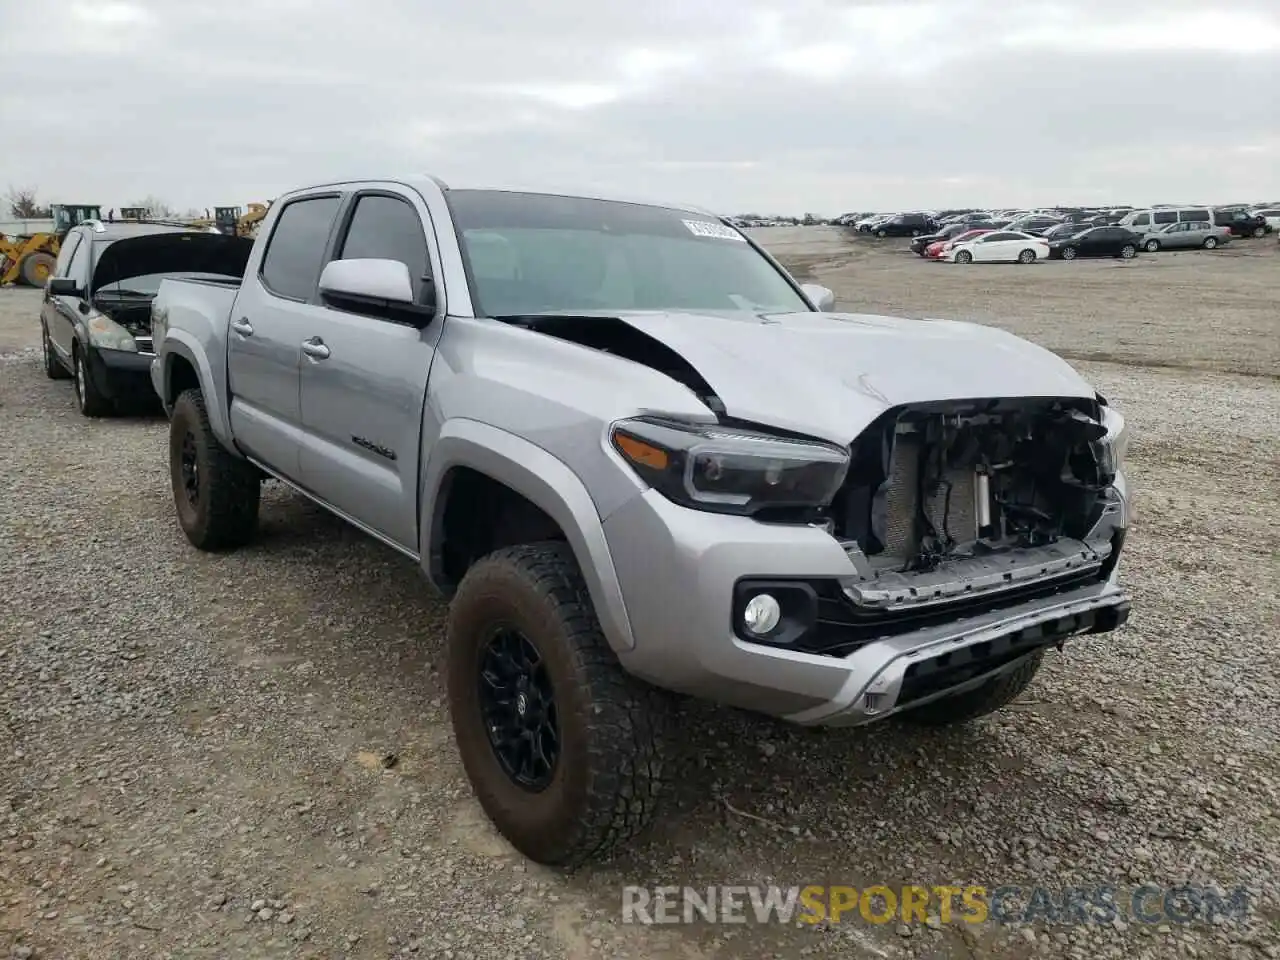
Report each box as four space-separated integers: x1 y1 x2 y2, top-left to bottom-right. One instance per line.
169 388 260 551
20 252 55 287
73 346 111 417
447 542 670 868
898 652 1044 726
42 325 71 379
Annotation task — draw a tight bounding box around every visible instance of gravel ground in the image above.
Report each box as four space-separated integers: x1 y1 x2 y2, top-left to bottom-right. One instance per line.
2 230 1278 960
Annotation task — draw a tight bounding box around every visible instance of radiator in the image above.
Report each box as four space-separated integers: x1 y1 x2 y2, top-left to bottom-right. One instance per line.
881 436 979 560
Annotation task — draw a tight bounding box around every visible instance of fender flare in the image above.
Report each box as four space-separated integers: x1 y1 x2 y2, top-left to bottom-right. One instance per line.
420 418 636 652
160 333 233 447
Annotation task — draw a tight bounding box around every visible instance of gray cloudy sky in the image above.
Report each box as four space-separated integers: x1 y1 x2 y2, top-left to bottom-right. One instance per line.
2 0 1278 214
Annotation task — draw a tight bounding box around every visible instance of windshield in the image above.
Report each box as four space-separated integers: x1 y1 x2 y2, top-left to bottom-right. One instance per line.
445 190 812 316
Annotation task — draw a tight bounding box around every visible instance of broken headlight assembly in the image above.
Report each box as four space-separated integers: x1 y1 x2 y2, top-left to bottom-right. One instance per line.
610 417 850 516
1101 404 1129 469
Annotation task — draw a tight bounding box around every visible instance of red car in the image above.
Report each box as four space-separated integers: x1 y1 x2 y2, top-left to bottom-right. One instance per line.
927 228 993 259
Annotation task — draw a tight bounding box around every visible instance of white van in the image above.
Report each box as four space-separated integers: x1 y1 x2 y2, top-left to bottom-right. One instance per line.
1118 207 1213 237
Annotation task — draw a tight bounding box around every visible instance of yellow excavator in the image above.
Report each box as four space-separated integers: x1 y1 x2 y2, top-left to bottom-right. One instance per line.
209 202 271 238
0 203 101 286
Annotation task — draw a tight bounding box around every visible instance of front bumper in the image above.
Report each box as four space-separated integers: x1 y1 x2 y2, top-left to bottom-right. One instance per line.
603 482 1131 726
85 346 156 401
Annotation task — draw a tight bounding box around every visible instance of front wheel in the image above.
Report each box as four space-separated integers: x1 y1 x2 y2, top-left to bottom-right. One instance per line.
73 347 111 417
1017 249 1037 264
898 653 1044 726
1203 236 1218 249
1143 239 1159 252
954 250 973 264
1119 244 1137 259
1062 246 1078 260
875 229 887 238
447 542 671 867
169 389 261 550
1252 226 1265 238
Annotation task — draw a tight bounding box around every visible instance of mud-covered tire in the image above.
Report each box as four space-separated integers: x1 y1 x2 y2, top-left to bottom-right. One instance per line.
169 388 260 551
73 346 111 417
447 542 671 868
42 325 71 379
898 652 1044 727
20 252 55 287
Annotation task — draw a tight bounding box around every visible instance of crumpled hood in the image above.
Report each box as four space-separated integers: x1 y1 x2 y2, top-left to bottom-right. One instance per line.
612 310 1097 444
93 232 252 291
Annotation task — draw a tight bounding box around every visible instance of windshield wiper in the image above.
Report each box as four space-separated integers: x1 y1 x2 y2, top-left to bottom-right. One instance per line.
95 288 154 297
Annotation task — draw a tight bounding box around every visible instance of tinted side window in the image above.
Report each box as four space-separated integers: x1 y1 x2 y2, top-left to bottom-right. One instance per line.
337 195 430 300
1179 209 1210 222
260 196 342 300
1131 213 1150 225
54 234 81 276
1153 211 1177 225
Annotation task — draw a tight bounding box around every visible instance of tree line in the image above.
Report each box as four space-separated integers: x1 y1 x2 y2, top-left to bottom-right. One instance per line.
5 186 200 221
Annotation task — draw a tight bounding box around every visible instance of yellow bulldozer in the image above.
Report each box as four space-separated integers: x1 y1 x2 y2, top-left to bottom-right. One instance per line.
212 202 271 237
0 203 101 287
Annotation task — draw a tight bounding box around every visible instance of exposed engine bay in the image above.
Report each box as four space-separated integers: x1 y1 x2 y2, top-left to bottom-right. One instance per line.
93 300 154 339
829 398 1124 609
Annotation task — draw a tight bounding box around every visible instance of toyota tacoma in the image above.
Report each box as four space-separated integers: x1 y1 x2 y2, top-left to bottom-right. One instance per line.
149 177 1133 867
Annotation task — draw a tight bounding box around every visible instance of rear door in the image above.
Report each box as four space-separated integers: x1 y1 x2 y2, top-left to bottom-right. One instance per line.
297 187 444 552
227 193 343 480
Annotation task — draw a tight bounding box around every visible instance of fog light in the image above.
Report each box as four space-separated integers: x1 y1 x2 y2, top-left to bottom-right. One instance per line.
742 594 782 636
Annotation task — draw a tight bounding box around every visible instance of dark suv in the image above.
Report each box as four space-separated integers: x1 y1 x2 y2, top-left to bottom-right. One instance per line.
871 213 938 238
1213 208 1270 238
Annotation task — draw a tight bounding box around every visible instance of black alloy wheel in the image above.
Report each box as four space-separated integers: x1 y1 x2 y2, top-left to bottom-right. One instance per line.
478 627 560 790
179 429 200 507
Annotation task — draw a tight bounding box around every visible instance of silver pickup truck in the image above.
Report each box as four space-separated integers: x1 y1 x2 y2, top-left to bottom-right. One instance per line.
150 177 1133 867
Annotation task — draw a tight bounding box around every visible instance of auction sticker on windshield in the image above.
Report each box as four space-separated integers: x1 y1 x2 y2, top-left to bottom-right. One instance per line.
682 219 747 241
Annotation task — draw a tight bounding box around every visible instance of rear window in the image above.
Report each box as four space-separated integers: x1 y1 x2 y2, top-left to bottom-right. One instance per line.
260 195 342 300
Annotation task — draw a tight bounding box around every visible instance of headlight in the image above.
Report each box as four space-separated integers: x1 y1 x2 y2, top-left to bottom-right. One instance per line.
610 417 850 516
86 314 138 353
1101 405 1128 468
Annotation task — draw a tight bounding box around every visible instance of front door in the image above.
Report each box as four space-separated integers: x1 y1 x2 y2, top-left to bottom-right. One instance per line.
43 233 88 363
297 190 442 552
226 193 344 481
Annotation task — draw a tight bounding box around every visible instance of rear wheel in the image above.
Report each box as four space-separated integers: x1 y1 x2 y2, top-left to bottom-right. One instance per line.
1119 244 1137 259
1017 248 1037 264
42 325 71 379
1203 236 1218 249
169 388 261 550
954 250 973 264
447 542 671 867
19 252 55 287
898 653 1044 726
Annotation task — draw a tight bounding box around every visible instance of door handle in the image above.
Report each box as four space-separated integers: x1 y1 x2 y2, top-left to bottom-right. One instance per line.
301 337 330 361
230 318 254 337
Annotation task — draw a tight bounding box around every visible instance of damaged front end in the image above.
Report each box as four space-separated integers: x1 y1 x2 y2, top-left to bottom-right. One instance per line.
804 396 1129 655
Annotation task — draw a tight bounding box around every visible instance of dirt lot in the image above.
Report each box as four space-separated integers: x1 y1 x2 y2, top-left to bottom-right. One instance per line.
2 231 1277 960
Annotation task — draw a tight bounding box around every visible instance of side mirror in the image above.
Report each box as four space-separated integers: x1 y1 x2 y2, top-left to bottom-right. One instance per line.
800 283 836 312
47 277 82 298
318 258 435 325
